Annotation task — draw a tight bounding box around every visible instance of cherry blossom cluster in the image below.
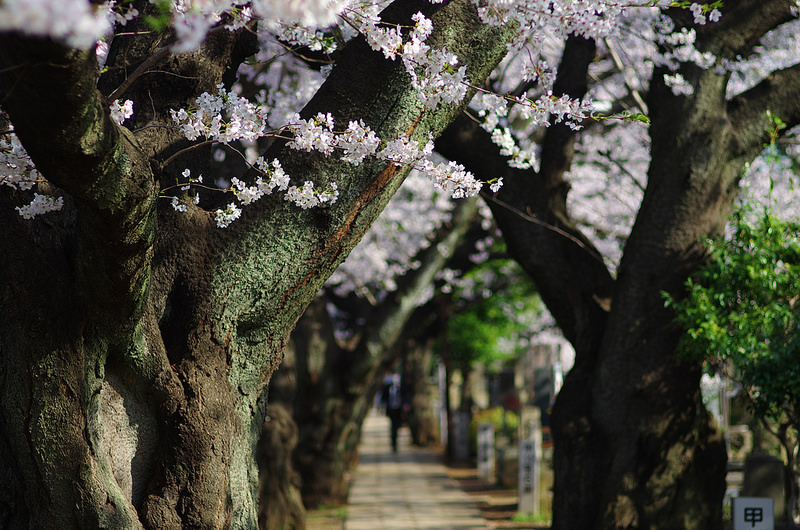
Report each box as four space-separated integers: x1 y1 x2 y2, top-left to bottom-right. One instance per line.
342 8 470 109
168 155 339 227
0 0 111 49
374 132 494 198
248 156 338 211
0 0 352 53
298 113 490 205
469 88 593 172
688 2 722 26
0 132 68 219
1 0 736 230
469 0 657 97
723 18 800 97
168 168 203 213
166 84 498 225
171 84 268 143
272 24 338 54
567 120 650 271
167 0 353 53
110 99 134 125
652 19 716 72
15 193 64 220
337 120 382 165
326 170 455 300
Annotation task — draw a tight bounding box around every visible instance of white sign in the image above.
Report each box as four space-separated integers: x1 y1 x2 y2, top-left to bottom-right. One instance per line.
477 423 494 481
518 438 539 515
733 497 774 530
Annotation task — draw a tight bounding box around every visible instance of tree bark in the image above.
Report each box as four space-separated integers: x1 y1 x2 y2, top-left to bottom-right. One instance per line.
0 1 514 528
437 3 800 527
404 337 441 446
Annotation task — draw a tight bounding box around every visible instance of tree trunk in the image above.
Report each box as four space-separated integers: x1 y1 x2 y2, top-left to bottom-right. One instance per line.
257 404 304 530
0 1 514 527
404 338 441 446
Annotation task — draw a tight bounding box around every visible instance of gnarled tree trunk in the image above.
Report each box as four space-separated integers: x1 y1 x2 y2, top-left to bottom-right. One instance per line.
0 1 513 527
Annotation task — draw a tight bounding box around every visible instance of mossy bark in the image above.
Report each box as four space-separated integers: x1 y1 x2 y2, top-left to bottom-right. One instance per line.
0 1 513 528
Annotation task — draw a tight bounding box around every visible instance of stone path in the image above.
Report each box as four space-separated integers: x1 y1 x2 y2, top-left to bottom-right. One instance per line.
345 411 488 530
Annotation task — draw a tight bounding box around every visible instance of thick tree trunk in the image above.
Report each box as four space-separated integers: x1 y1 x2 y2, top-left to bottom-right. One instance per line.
0 1 514 527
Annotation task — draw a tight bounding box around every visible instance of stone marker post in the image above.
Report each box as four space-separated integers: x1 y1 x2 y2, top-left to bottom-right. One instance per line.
477 423 495 481
742 453 786 522
452 411 470 461
518 406 541 441
438 362 448 446
518 428 541 515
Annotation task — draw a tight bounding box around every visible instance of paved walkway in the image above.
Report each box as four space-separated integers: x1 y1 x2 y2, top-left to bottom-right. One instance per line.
345 411 487 530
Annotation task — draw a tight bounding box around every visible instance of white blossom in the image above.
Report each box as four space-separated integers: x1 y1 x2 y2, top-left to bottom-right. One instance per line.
214 202 242 228
379 135 434 166
171 84 267 143
336 120 380 165
472 92 509 132
109 99 133 125
171 196 188 212
285 180 338 209
663 72 694 96
286 113 336 154
1 0 739 231
15 193 64 219
0 0 110 49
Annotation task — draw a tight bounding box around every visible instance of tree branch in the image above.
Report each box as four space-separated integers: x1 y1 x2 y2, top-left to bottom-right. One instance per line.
728 63 800 160
210 0 517 366
0 35 158 323
694 0 798 59
437 36 614 348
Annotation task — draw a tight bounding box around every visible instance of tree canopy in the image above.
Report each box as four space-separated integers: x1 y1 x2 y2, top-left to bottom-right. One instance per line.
3 1 800 529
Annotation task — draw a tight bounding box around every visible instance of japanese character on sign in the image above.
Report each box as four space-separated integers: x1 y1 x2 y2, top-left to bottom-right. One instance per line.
743 506 763 528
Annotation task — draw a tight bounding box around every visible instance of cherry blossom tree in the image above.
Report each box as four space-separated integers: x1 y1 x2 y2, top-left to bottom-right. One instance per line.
1 0 764 528
0 1 518 527
436 2 800 528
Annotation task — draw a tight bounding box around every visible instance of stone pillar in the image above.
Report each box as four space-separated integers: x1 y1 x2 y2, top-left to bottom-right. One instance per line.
452 411 470 461
518 433 541 516
477 423 495 481
742 454 786 522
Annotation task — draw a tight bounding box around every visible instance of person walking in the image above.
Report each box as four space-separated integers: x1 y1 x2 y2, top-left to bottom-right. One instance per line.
381 370 409 452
